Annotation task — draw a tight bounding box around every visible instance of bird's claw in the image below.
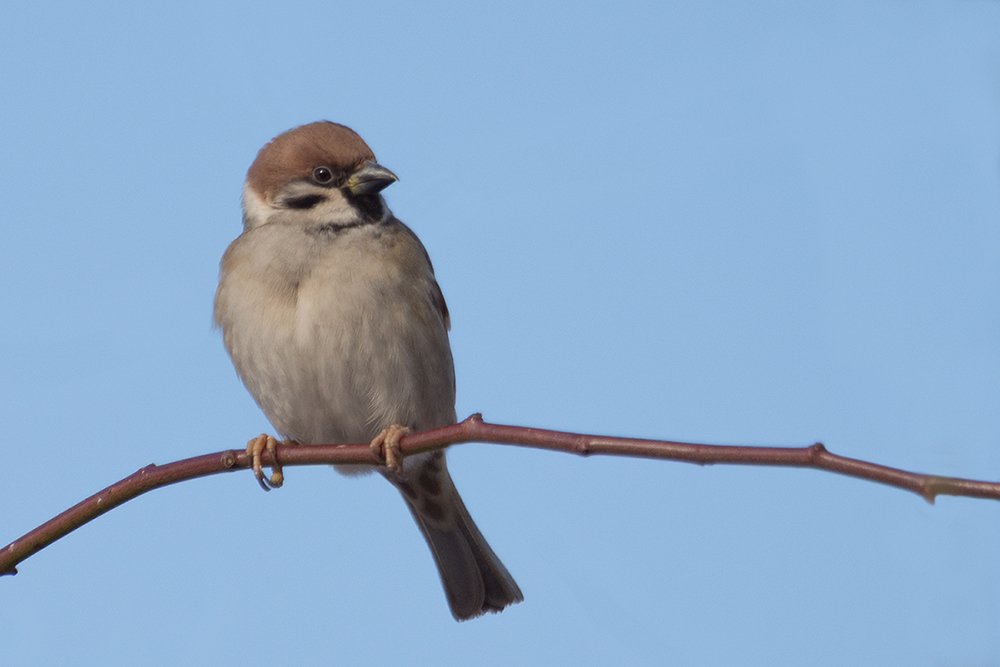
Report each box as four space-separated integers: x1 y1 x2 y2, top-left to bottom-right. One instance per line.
370 424 411 480
247 433 284 491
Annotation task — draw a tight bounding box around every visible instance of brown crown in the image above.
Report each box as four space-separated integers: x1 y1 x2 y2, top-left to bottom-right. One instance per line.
246 121 377 200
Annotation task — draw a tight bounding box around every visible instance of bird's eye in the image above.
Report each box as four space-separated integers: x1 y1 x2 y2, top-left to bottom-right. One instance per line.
312 166 334 184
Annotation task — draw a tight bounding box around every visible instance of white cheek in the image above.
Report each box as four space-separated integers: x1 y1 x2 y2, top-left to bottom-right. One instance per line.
242 180 378 230
314 191 358 222
240 183 271 230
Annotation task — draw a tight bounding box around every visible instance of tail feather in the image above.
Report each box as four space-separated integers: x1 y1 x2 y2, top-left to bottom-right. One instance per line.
394 451 523 620
449 488 523 613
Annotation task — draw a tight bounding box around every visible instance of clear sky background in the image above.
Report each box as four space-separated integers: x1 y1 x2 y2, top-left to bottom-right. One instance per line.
2 2 998 665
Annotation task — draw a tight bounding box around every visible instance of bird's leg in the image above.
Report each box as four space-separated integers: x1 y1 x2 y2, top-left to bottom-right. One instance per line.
370 424 411 480
246 433 291 491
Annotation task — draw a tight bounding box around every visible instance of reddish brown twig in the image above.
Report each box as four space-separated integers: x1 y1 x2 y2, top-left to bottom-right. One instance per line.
3 413 997 577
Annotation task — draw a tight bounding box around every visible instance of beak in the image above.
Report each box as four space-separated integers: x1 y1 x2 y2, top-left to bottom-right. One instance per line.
348 160 398 195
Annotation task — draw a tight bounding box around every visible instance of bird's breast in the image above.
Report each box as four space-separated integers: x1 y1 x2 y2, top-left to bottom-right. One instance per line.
217 222 456 446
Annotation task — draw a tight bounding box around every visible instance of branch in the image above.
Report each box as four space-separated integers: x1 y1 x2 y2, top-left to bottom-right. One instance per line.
3 413 997 576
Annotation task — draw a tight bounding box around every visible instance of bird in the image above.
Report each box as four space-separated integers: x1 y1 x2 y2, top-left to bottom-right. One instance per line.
213 121 523 620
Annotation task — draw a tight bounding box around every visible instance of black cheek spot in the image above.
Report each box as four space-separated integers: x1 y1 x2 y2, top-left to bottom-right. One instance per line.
285 194 326 209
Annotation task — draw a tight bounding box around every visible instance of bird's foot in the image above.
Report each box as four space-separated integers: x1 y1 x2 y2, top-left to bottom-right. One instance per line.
246 434 292 491
370 424 411 480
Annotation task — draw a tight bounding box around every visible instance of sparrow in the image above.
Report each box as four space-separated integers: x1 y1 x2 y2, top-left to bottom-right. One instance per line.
213 121 522 620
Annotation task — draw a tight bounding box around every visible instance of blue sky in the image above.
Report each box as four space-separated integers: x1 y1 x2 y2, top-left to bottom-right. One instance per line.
2 2 998 665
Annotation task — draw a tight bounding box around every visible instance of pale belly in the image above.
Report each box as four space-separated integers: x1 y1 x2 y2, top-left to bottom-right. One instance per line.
219 229 457 448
